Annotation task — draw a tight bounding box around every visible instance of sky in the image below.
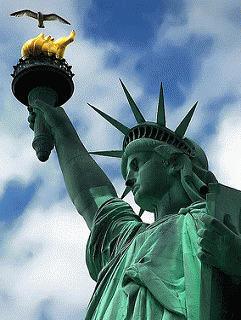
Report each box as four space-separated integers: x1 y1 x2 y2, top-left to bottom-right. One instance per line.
1 0 241 319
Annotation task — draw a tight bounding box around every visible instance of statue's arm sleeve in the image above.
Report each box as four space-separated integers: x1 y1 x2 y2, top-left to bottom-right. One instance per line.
86 197 148 281
50 107 118 230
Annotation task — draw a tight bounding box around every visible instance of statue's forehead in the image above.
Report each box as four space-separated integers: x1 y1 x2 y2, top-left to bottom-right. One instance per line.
126 150 154 166
121 139 165 178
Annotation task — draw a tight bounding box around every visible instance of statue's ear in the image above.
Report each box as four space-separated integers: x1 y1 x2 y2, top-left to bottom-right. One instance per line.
169 155 184 176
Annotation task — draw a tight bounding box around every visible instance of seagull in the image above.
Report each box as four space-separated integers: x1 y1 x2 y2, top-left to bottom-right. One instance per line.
10 10 71 28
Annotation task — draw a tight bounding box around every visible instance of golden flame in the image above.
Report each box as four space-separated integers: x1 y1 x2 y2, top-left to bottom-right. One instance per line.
21 30 76 59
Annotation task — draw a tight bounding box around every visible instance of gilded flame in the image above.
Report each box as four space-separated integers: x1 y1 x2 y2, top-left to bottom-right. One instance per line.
21 30 76 59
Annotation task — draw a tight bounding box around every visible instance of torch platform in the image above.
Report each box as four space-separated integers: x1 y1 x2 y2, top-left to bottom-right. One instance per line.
11 53 74 107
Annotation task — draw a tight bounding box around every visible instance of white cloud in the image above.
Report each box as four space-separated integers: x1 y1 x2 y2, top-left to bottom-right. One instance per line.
207 104 241 189
1 200 95 319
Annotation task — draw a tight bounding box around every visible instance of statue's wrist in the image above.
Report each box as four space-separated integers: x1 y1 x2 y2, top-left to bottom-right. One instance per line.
51 120 76 140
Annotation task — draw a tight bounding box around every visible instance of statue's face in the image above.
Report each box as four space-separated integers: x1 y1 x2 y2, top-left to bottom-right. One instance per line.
126 151 172 212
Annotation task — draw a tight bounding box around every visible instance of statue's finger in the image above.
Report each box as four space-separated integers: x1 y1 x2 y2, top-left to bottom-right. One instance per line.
200 213 229 235
198 236 217 255
31 100 52 114
31 101 67 123
197 228 219 244
223 214 239 235
197 249 219 268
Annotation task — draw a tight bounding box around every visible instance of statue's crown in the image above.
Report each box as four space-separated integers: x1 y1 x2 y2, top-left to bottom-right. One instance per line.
88 79 197 158
88 79 198 215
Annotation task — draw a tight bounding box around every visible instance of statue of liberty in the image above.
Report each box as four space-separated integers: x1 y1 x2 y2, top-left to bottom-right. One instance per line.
28 80 241 319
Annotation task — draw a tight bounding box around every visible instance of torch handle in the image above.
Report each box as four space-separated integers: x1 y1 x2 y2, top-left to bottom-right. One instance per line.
28 87 58 162
32 109 55 162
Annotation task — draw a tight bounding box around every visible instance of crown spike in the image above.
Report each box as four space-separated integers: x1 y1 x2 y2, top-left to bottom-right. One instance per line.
90 150 123 158
87 103 129 135
175 102 198 138
121 186 131 199
119 78 145 124
156 82 166 126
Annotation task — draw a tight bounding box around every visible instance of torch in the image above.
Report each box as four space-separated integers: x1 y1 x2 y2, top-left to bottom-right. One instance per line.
11 31 75 162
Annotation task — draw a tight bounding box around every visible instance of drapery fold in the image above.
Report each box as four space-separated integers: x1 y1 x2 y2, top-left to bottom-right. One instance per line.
85 198 204 320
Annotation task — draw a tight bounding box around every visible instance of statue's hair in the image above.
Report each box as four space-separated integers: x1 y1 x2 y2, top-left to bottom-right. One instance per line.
121 138 217 202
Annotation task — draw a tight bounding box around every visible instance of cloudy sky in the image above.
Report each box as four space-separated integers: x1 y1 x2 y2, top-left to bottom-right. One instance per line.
1 0 241 319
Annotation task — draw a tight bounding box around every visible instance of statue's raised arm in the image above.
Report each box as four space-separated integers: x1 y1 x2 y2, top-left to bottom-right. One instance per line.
28 100 117 230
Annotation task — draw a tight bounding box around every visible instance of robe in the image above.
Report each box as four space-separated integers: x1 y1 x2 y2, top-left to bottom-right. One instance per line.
85 198 205 319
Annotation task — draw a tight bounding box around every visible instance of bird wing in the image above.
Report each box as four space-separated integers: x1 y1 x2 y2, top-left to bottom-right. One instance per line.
43 14 71 25
10 9 37 19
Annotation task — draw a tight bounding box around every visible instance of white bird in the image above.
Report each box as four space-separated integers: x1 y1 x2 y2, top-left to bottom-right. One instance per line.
10 10 71 28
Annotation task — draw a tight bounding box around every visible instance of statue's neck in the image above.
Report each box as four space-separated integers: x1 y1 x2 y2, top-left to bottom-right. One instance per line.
154 181 192 220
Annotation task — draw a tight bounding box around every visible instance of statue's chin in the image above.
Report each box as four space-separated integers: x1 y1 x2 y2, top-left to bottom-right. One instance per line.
134 193 156 213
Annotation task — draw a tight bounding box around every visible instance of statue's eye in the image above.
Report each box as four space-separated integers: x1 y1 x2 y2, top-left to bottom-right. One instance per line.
130 158 139 171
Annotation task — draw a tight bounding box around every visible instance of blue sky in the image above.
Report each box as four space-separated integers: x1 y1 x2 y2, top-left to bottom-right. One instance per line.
1 0 241 318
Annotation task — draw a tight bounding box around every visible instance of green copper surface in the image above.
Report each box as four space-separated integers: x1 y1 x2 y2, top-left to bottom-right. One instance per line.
28 80 241 319
28 86 57 161
120 186 131 199
175 102 198 137
87 103 129 135
156 82 166 126
88 82 198 166
90 150 123 158
119 78 146 123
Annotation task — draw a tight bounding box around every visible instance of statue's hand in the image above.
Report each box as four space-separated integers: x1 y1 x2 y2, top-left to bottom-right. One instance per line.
27 102 70 133
27 106 36 131
197 212 241 278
